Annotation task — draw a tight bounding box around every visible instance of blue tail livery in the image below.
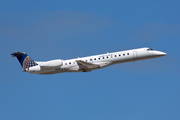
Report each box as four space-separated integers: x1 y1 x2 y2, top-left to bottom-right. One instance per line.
11 52 38 70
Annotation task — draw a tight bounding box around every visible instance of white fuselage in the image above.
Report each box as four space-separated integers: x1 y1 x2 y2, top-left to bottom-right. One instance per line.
26 47 166 75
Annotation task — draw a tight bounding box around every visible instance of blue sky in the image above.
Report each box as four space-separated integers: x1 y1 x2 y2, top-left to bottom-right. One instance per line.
0 0 180 120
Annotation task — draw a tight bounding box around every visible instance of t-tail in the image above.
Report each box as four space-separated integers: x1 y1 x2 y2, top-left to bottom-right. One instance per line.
11 52 38 70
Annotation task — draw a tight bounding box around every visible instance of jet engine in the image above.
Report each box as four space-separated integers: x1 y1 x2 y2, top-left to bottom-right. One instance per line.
40 59 63 69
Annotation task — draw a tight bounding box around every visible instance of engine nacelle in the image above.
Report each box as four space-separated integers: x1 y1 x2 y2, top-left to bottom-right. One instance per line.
40 59 63 69
28 66 41 72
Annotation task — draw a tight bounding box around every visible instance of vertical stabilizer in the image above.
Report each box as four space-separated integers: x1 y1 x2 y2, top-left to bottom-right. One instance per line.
11 52 38 70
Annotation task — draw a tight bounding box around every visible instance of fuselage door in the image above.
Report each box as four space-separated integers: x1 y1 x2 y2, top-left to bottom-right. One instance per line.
133 51 138 59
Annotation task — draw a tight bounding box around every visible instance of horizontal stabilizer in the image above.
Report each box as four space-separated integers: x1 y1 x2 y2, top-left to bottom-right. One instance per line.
11 52 26 57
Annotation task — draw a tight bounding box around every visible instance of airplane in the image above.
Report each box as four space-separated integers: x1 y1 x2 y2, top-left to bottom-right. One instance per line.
11 47 167 75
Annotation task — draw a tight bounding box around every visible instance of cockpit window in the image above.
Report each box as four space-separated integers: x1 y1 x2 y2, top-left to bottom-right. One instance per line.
147 48 153 51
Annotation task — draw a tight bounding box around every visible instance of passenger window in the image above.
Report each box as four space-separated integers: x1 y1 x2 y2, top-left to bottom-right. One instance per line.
123 54 125 56
107 56 108 58
90 59 92 61
65 63 67 65
99 58 100 60
94 58 96 60
103 57 104 59
127 53 129 55
86 60 87 62
115 55 116 57
119 54 121 56
69 62 71 64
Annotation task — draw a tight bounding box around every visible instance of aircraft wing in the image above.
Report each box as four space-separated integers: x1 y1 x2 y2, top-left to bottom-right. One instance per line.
76 60 100 71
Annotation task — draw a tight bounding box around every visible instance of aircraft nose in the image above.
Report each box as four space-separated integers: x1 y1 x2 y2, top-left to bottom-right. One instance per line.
153 51 167 56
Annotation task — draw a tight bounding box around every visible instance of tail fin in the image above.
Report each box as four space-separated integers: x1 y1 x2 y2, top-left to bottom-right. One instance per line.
11 52 38 70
